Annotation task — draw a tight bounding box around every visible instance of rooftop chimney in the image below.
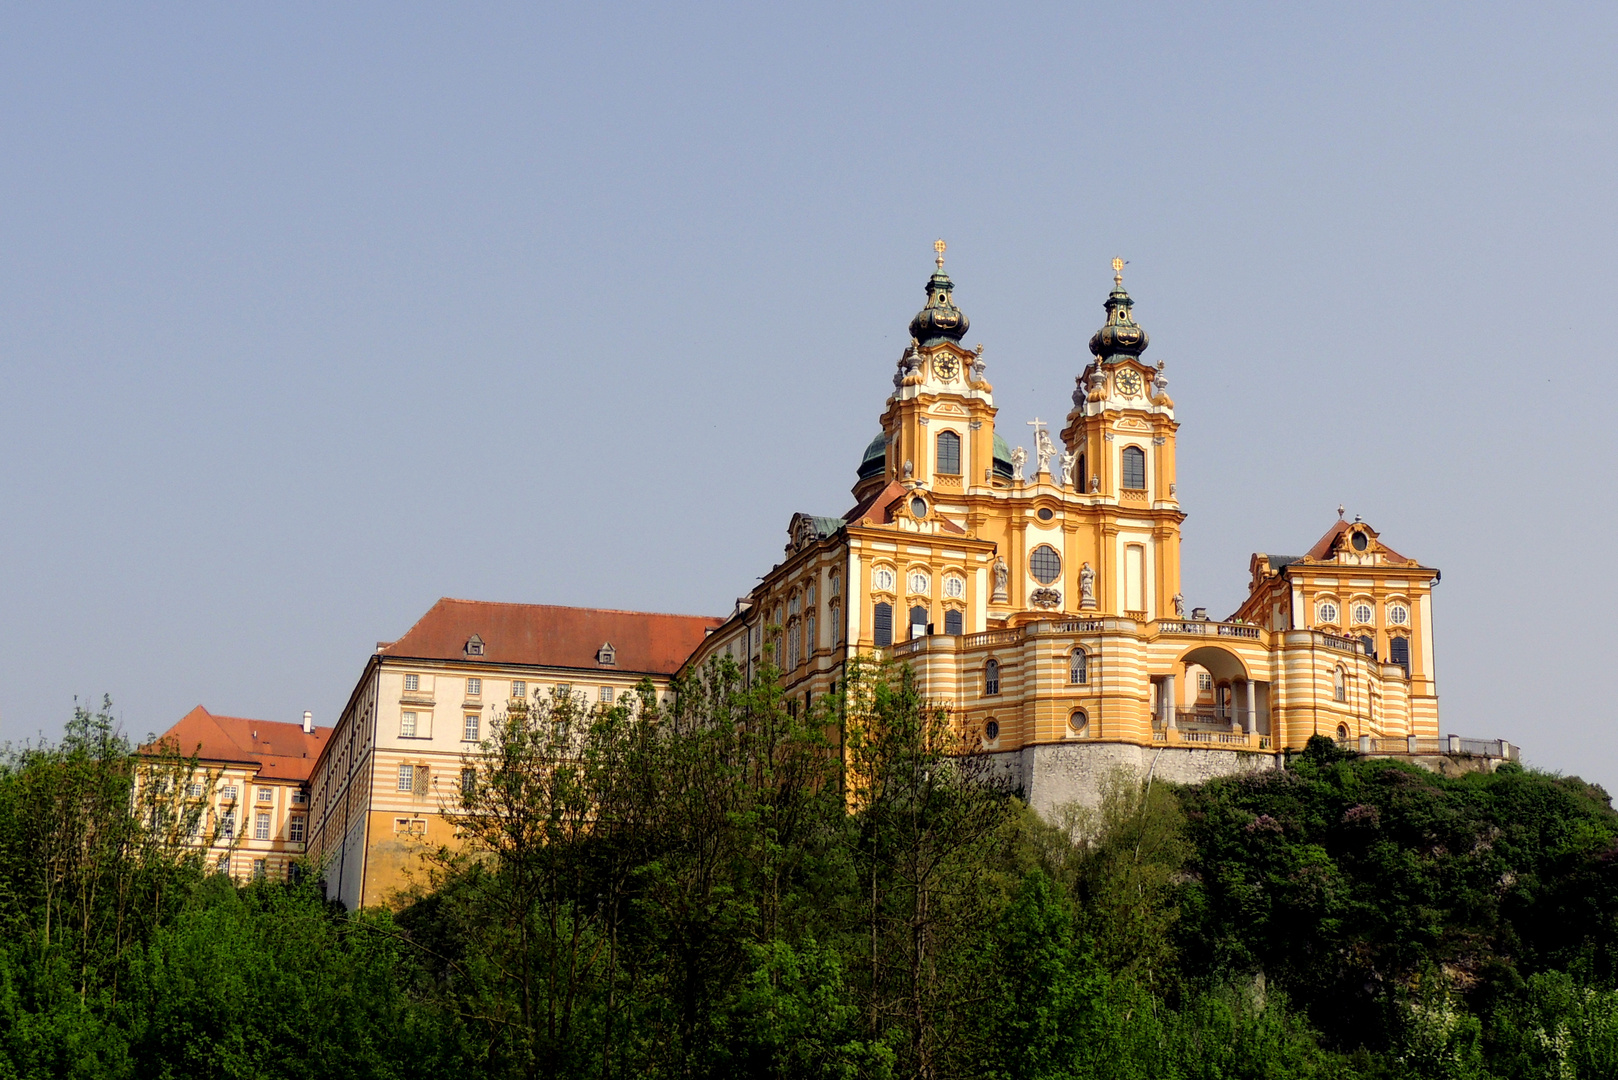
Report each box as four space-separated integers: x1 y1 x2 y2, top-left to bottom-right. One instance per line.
302 710 313 734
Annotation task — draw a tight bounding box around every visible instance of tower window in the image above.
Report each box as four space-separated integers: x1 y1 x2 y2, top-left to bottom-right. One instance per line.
873 602 893 647
984 659 1000 696
944 609 963 636
984 719 1000 741
1069 648 1088 685
1029 544 1062 585
1121 446 1147 490
936 430 961 475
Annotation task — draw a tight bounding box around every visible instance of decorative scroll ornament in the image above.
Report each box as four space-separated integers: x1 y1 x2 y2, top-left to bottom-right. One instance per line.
1030 587 1063 610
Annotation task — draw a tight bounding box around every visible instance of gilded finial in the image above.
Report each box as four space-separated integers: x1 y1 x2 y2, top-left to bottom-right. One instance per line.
934 238 946 270
1112 256 1125 286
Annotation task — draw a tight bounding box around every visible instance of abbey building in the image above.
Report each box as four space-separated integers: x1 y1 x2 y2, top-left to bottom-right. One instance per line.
146 246 1513 906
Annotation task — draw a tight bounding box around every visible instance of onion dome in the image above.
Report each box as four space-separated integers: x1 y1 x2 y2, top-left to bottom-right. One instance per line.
857 432 888 482
1087 257 1149 361
908 239 970 346
992 432 1014 480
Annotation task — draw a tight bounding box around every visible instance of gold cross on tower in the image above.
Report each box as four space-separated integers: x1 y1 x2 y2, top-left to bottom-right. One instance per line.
1112 256 1125 286
934 238 946 270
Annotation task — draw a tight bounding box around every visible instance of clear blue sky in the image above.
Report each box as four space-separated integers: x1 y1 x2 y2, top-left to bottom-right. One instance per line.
2 4 1613 787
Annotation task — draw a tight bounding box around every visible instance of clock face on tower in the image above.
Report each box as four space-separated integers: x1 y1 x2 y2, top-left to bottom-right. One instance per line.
933 354 960 380
1115 369 1143 396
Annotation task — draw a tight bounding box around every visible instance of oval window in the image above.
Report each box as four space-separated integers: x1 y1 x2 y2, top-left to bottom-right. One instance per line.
1029 544 1062 585
984 719 1000 740
1352 531 1369 551
1069 709 1088 735
1037 507 1054 521
910 496 928 518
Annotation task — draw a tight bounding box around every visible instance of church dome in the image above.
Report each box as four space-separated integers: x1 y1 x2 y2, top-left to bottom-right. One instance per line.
1088 258 1149 361
992 432 1013 480
908 240 970 346
857 432 887 482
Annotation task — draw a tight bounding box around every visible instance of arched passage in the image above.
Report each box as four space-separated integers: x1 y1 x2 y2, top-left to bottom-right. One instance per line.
1161 645 1264 734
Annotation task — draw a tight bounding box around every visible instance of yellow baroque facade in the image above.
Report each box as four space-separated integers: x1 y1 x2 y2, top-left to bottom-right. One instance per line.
686 247 1509 813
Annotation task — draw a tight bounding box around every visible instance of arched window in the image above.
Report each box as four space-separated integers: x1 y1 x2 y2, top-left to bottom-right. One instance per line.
1336 723 1350 742
909 605 928 640
1069 648 1088 685
1333 666 1347 702
984 659 1000 696
936 430 961 475
1121 446 1147 489
873 602 893 647
1389 636 1410 675
1075 453 1086 490
807 614 816 657
944 609 963 636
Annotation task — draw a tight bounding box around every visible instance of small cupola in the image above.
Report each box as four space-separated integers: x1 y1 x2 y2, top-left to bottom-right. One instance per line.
908 239 970 346
1088 258 1150 362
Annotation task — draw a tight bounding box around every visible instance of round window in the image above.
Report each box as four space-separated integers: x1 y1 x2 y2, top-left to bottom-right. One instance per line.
1069 709 1088 735
1351 531 1369 551
1029 544 1062 584
910 496 928 518
1352 603 1373 624
943 575 965 598
1037 507 1054 521
984 719 1000 740
1318 601 1339 624
1388 604 1409 625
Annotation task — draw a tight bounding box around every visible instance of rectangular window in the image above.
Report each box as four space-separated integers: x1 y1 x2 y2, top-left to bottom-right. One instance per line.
220 784 238 803
1197 671 1212 691
808 614 816 654
254 812 271 841
288 816 306 843
397 763 414 792
556 683 571 699
600 686 613 704
1125 544 1145 612
511 679 526 699
461 768 476 798
404 673 419 692
463 714 480 741
466 677 481 697
291 789 308 806
936 430 962 475
257 786 273 803
220 811 236 839
873 602 893 647
253 860 266 880
944 609 963 636
187 781 204 798
1121 446 1147 490
414 765 431 793
400 711 417 737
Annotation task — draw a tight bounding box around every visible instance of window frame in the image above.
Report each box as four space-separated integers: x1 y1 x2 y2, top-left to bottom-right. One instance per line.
1069 647 1088 685
288 815 306 844
462 714 480 742
254 812 271 841
984 658 1001 696
397 763 414 792
400 711 418 737
1121 445 1147 490
466 677 482 697
935 429 962 475
404 673 420 692
1029 544 1062 585
873 602 893 647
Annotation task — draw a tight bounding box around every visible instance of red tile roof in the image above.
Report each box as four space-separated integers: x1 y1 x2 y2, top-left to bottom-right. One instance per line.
144 705 330 782
1303 519 1407 563
378 598 723 674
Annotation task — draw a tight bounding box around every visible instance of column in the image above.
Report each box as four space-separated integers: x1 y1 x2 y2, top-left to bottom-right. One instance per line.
1163 673 1177 730
1244 680 1257 735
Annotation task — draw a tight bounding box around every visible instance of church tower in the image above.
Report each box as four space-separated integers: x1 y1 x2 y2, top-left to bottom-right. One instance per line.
1058 259 1184 619
854 241 1011 503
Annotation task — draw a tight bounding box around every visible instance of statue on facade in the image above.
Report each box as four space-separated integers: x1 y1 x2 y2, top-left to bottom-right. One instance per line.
1010 446 1026 481
1079 562 1096 609
1059 450 1077 488
971 343 987 383
992 556 1009 603
1028 419 1055 475
1172 592 1185 618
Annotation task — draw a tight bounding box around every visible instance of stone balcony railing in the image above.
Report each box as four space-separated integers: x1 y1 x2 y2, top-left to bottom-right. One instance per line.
1358 735 1518 760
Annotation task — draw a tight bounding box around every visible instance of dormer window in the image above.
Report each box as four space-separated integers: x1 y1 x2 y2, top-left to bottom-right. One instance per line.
465 635 485 658
1351 531 1369 552
597 643 616 666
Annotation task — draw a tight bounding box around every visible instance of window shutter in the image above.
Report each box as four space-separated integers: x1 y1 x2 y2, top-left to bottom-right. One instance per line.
414 766 430 794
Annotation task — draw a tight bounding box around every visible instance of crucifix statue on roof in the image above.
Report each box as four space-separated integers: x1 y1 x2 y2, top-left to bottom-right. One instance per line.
1028 418 1056 475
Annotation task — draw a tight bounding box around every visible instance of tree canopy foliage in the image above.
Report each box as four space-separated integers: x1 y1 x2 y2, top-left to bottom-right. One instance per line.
2 689 1616 1080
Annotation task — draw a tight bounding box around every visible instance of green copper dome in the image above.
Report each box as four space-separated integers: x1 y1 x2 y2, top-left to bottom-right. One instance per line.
1088 260 1149 362
992 432 1013 480
857 432 887 482
908 241 969 346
